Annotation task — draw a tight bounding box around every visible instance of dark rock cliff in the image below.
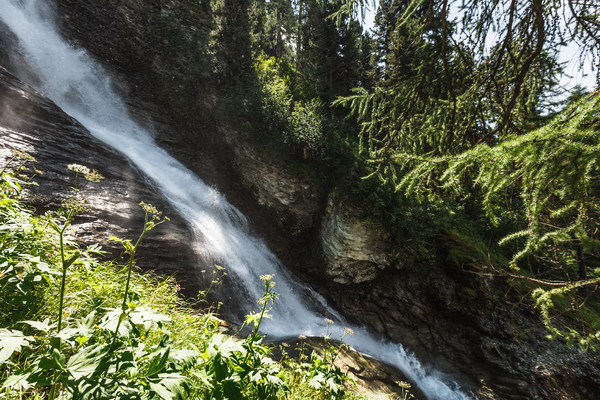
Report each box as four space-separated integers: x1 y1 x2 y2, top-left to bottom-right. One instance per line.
1 1 600 399
0 64 202 297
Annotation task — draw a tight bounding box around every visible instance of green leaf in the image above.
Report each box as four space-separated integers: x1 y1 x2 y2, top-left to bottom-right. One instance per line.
208 334 245 358
148 373 190 400
3 369 34 390
21 318 55 333
169 347 198 368
146 347 170 377
100 308 132 336
75 311 97 336
130 306 171 331
38 354 65 371
63 250 81 269
57 327 82 341
189 369 213 389
47 219 62 234
4 361 52 390
66 343 111 379
109 236 135 253
210 352 229 382
0 328 34 363
222 379 243 400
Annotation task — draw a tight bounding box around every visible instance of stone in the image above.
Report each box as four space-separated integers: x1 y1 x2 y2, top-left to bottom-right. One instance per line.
0 65 202 298
319 191 391 284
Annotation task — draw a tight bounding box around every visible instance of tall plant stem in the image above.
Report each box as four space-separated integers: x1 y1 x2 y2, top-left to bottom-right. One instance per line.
243 277 275 365
243 298 268 366
57 226 67 333
121 231 146 310
109 203 167 345
49 225 69 400
112 224 149 346
0 155 16 176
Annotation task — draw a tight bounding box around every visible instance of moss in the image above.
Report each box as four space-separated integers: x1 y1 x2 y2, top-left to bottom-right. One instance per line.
437 228 490 271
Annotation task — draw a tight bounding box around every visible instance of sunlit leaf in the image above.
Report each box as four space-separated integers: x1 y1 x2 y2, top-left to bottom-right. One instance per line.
0 328 34 363
149 373 190 400
21 318 55 333
66 343 111 379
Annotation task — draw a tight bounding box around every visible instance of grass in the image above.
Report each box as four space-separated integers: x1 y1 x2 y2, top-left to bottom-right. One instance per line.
0 156 378 400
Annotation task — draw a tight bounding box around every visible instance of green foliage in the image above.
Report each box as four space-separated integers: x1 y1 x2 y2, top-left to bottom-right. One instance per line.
333 0 599 184
391 92 600 349
532 280 600 351
326 0 375 26
291 99 327 156
254 56 329 159
301 323 355 400
398 93 600 270
46 164 104 336
335 0 483 163
198 275 287 400
0 161 365 399
281 321 357 400
255 56 294 136
250 0 297 61
0 329 34 364
327 0 600 352
3 311 194 400
108 201 169 346
0 151 55 326
297 1 366 104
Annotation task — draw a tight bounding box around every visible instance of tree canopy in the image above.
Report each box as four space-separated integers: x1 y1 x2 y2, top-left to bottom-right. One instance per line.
329 0 600 347
212 0 600 348
337 0 599 159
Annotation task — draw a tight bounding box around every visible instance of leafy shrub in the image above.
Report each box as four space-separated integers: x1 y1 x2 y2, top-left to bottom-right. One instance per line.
255 56 294 137
0 158 365 399
291 99 327 158
254 56 329 160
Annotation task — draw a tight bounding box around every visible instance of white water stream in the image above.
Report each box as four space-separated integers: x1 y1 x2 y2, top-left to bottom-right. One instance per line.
0 1 473 398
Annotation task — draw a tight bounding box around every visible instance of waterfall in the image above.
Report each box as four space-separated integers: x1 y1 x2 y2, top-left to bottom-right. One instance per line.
0 1 472 398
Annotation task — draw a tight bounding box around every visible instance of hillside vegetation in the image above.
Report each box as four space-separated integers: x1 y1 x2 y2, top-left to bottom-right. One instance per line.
0 154 380 400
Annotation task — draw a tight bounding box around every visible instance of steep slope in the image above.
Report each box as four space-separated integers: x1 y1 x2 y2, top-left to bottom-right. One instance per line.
0 64 201 297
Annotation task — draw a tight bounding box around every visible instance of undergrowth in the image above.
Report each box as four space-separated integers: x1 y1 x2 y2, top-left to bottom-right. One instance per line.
0 153 373 400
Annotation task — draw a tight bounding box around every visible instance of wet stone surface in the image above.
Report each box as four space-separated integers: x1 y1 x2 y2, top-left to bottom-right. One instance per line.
0 65 202 298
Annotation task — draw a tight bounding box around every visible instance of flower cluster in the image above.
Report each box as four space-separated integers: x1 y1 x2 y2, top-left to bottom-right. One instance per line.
67 163 104 183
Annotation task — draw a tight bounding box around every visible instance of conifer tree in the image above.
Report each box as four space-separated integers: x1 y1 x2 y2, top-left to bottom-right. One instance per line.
330 0 600 346
213 0 253 88
335 0 598 162
296 0 365 104
251 0 297 61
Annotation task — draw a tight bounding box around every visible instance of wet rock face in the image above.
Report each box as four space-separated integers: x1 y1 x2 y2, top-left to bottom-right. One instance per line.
319 192 391 284
0 66 201 297
224 134 324 237
53 0 214 129
327 263 600 399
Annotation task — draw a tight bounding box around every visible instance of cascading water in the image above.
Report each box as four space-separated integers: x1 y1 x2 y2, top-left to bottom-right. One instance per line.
0 1 473 398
